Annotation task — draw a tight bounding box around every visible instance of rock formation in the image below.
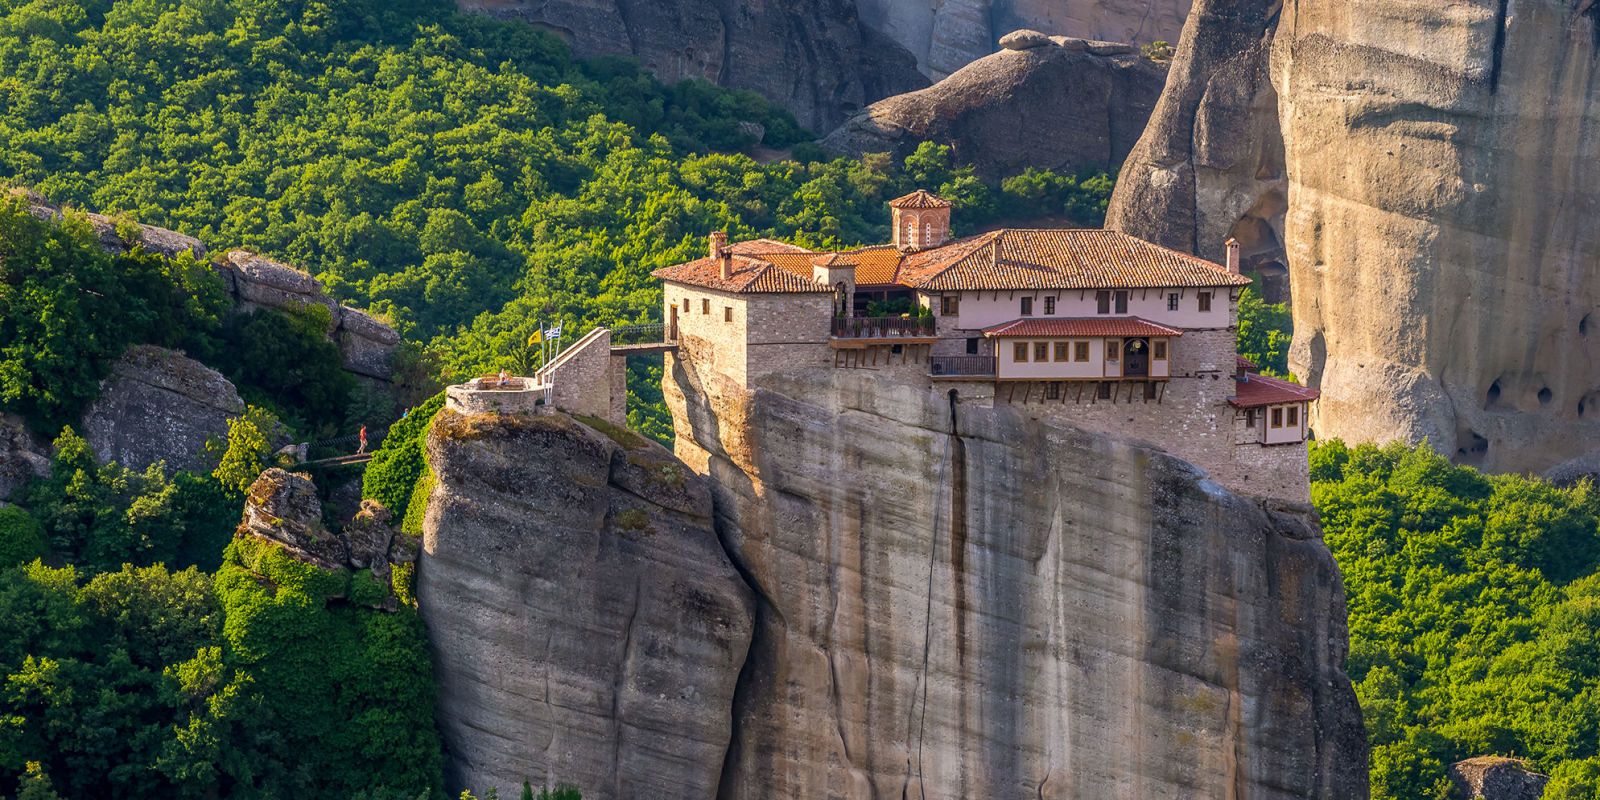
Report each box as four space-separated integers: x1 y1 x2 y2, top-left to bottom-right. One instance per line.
857 0 1193 78
417 410 754 798
1273 0 1600 472
453 0 927 130
240 469 417 605
18 188 207 260
0 413 49 502
80 345 246 473
822 31 1168 178
1105 0 1286 277
1448 756 1549 800
217 250 402 384
663 362 1367 797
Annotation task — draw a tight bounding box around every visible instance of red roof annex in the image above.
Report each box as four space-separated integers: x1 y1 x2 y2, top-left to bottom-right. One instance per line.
982 317 1185 339
1229 373 1321 408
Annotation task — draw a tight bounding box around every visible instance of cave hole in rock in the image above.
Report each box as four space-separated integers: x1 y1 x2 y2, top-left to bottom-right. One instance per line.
1485 378 1504 409
1583 313 1592 338
1456 429 1490 467
1539 387 1554 406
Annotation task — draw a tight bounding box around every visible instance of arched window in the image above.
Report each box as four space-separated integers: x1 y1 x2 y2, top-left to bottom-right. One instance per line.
902 218 914 246
923 221 933 244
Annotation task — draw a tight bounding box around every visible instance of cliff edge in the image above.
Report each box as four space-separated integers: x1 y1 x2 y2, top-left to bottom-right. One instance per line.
664 360 1368 798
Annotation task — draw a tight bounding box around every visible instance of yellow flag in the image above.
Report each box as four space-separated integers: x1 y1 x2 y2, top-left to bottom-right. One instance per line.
528 329 543 345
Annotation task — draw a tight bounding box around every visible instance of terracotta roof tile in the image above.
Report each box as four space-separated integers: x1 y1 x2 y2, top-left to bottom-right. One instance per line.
728 238 812 255
888 190 952 209
1229 373 1321 408
900 229 1251 291
838 245 906 286
982 317 1185 338
651 254 829 294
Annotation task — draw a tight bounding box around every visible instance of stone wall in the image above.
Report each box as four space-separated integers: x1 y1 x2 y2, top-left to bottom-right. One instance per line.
537 327 616 423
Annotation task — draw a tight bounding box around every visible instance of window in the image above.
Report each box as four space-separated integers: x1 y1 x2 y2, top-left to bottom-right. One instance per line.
1074 342 1090 362
1167 293 1179 311
724 306 733 322
1153 340 1167 360
1044 296 1056 315
1271 407 1284 428
966 337 980 355
1106 340 1120 362
923 222 933 243
1097 383 1113 400
1046 383 1062 400
1053 342 1069 362
682 297 690 312
702 299 710 314
1115 291 1129 314
1246 409 1258 428
941 295 960 316
1035 342 1050 362
1198 292 1213 312
1096 291 1111 315
1021 296 1034 316
1014 342 1029 362
1287 405 1300 427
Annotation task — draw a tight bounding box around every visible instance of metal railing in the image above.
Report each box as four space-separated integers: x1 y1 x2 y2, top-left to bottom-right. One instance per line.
930 356 996 377
831 316 936 339
612 323 673 345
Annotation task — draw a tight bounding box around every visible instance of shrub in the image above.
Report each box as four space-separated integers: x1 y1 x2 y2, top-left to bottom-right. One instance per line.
363 392 447 520
0 506 46 568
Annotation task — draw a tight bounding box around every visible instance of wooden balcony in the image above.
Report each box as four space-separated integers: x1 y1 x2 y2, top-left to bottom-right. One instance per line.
930 356 996 378
830 316 937 349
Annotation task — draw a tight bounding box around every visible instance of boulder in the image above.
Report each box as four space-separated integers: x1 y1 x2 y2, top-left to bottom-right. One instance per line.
240 468 345 570
418 409 754 799
999 28 1052 50
1448 757 1549 800
855 0 1192 79
342 499 396 572
822 38 1167 178
80 345 246 473
453 0 928 130
0 414 49 502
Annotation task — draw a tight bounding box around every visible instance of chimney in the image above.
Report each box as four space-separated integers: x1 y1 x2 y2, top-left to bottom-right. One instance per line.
710 231 732 279
1225 238 1242 275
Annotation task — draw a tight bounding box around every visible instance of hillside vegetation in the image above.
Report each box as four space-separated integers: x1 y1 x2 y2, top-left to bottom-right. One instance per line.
1314 440 1600 799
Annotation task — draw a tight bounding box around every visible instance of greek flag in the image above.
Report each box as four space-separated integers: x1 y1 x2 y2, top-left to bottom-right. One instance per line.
544 324 563 341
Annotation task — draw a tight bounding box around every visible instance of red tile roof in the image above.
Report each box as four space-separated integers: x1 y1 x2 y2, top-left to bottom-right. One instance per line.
982 317 1185 338
651 254 830 294
898 229 1252 291
1237 356 1260 373
888 190 952 209
1229 373 1321 408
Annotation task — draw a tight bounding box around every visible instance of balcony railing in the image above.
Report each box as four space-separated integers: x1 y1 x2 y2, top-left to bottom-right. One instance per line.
930 356 996 377
612 323 674 345
831 316 936 339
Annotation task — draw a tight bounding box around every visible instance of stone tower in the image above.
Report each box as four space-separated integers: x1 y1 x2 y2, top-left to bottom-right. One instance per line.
889 189 952 251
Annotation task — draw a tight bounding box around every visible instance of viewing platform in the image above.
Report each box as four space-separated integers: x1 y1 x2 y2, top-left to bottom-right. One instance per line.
446 375 552 415
829 316 937 348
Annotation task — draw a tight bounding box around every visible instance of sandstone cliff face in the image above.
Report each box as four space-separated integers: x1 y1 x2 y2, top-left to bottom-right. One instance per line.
1105 0 1286 272
454 0 927 130
417 410 753 798
822 33 1167 178
665 363 1367 798
80 345 245 472
1273 0 1600 472
858 0 1192 78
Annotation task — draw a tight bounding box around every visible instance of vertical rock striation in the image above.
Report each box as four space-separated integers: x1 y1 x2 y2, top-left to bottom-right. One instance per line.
665 363 1367 799
1106 0 1287 270
453 0 928 131
857 0 1194 78
418 410 754 798
1272 0 1600 471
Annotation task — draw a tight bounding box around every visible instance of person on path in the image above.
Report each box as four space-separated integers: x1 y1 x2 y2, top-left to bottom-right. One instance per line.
357 424 368 455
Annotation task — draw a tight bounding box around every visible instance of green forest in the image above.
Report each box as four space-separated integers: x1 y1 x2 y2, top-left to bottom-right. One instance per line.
0 0 1595 797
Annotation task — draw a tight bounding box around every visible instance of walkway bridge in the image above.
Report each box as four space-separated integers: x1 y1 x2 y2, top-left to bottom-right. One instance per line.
608 323 678 356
